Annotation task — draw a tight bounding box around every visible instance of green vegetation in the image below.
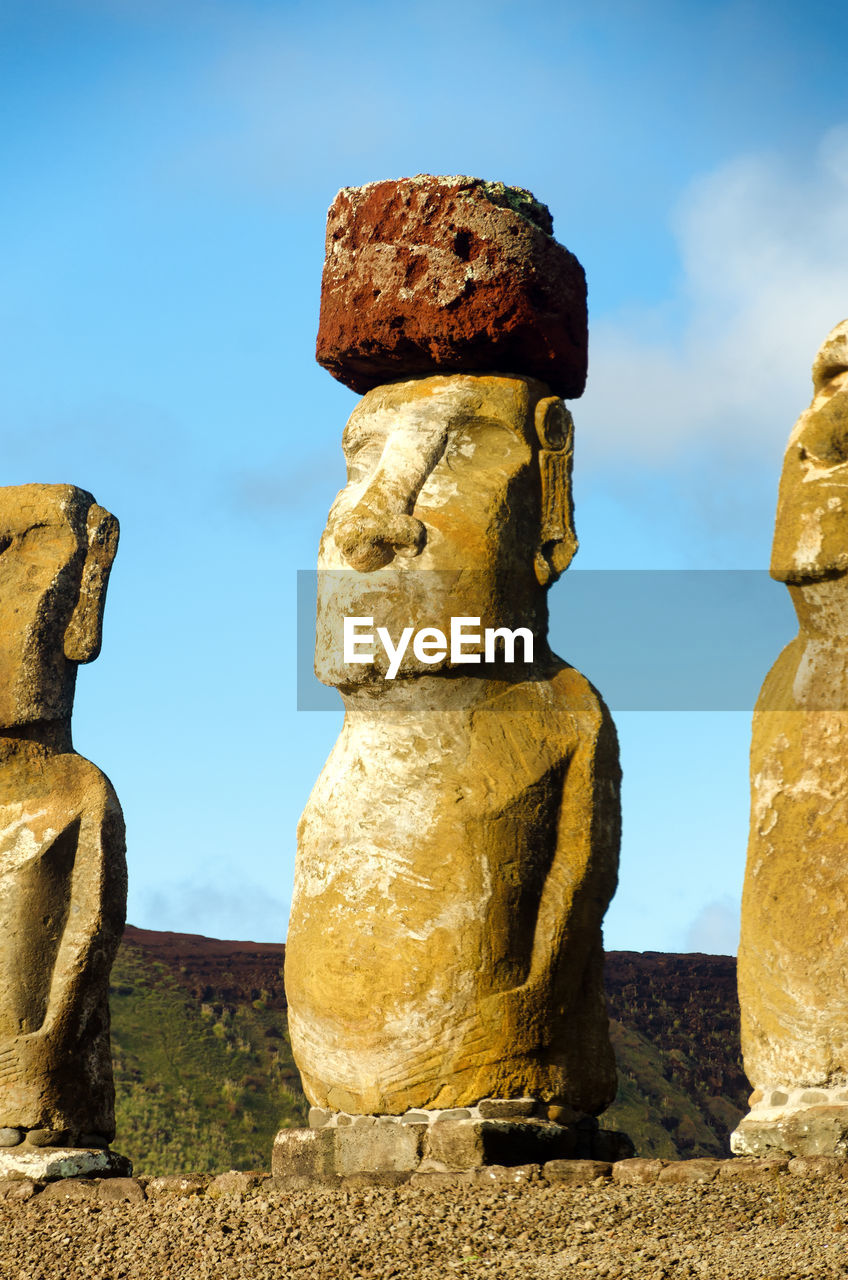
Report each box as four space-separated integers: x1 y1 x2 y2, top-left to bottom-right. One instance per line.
110 943 307 1176
605 1020 739 1158
604 954 747 1157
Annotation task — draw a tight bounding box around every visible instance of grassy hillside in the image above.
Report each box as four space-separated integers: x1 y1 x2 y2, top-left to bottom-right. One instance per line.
604 952 747 1158
110 934 307 1175
109 931 747 1173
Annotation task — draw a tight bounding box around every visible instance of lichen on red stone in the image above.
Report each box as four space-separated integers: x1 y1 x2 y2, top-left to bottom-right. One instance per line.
315 174 588 399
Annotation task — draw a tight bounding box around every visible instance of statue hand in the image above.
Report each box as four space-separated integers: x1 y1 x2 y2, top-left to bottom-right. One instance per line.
0 1031 52 1089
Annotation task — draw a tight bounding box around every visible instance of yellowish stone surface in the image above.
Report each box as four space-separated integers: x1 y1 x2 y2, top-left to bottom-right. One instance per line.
735 322 848 1156
0 485 125 1144
286 375 620 1116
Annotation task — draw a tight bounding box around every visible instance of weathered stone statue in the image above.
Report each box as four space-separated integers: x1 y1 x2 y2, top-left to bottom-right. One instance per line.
278 178 626 1176
0 484 128 1178
733 320 848 1158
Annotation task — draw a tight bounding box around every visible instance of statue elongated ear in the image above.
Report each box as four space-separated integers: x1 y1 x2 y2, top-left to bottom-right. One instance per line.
533 396 578 586
64 504 120 663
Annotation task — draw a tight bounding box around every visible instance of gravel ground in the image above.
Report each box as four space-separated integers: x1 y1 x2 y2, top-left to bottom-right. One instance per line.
0 1168 846 1280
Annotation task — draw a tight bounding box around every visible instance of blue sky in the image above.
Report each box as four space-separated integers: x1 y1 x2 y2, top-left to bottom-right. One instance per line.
2 0 847 951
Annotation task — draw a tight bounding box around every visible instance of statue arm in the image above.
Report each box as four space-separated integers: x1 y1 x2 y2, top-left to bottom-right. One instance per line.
0 780 125 1127
529 686 620 993
39 787 126 1041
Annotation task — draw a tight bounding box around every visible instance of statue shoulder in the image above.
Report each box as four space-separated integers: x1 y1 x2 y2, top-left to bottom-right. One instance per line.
545 662 613 732
755 636 804 712
38 752 123 827
476 663 617 777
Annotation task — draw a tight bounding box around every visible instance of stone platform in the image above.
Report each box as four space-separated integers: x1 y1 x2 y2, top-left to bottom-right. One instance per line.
272 1099 633 1180
0 1138 131 1181
732 1083 848 1158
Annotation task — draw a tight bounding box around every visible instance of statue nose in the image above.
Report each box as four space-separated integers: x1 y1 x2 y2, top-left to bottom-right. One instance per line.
333 402 451 571
334 504 426 571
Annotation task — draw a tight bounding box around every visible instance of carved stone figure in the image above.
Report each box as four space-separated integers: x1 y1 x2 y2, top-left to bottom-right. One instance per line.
0 484 127 1173
733 321 848 1158
279 180 623 1172
285 372 621 1119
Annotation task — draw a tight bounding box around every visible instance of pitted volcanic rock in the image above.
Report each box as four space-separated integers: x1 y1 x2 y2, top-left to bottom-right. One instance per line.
316 175 588 399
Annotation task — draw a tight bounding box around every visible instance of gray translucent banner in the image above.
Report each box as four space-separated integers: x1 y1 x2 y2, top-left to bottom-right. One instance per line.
296 569 800 711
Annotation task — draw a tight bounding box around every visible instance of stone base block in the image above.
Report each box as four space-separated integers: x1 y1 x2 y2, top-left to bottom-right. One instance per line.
732 1086 848 1158
274 1106 633 1180
0 1147 131 1181
658 1158 722 1185
612 1158 667 1186
543 1159 612 1185
272 1125 423 1179
718 1157 789 1181
425 1119 569 1171
145 1174 208 1197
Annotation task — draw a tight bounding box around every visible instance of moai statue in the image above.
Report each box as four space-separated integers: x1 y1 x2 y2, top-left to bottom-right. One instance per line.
733 320 848 1158
0 484 129 1178
277 178 628 1178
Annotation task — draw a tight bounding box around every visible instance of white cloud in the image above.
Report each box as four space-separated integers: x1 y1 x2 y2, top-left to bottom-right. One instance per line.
133 880 290 944
684 896 740 956
579 125 848 465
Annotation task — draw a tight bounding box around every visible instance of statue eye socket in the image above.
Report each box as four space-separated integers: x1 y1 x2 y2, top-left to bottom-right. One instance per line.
802 398 848 465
